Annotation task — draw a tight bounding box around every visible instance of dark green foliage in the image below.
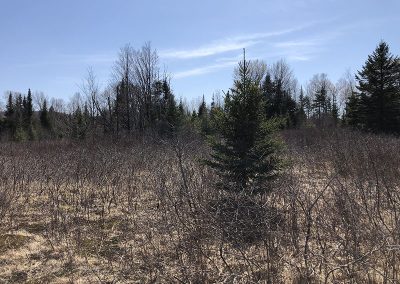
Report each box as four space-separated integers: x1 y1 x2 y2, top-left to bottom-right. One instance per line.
207 57 282 195
26 90 33 119
303 95 312 119
195 95 212 135
23 89 34 140
5 93 14 130
295 87 307 126
191 110 197 122
2 41 398 141
331 93 339 126
312 83 330 119
262 68 298 127
198 95 207 118
0 117 4 137
163 81 180 126
208 103 224 135
114 79 133 132
156 79 181 136
347 41 400 133
110 77 182 137
12 94 27 141
178 99 184 116
3 92 34 140
345 92 364 127
22 89 33 125
40 99 51 130
71 106 88 139
307 74 341 128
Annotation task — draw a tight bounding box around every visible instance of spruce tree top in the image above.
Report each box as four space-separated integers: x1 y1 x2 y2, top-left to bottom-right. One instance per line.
357 41 399 96
355 41 400 132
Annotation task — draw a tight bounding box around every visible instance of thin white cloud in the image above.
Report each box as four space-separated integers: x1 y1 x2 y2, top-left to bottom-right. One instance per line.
287 55 312 62
161 40 259 59
171 22 343 79
215 54 244 63
275 40 319 48
160 24 312 60
271 39 321 61
272 31 343 62
174 61 237 79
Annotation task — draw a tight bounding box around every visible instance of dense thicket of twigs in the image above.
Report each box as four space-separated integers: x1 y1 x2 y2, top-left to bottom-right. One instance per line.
0 128 399 283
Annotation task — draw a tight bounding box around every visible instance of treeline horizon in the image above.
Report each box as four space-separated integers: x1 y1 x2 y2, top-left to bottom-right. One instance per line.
0 40 399 141
1 40 400 283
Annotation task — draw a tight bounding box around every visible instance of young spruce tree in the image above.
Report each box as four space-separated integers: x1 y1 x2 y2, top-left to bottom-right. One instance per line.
208 51 282 195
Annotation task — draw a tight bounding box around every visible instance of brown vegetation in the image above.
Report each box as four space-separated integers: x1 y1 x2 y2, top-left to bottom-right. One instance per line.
0 128 399 283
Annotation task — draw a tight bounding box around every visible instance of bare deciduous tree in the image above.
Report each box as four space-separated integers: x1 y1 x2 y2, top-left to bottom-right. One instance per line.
80 67 100 128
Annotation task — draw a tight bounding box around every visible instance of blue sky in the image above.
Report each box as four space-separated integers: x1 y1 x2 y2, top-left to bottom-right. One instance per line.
0 0 399 107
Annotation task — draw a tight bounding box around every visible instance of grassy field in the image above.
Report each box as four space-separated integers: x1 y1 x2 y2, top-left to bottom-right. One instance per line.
0 129 399 283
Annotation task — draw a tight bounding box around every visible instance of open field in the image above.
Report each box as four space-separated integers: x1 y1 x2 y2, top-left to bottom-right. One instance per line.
0 129 400 283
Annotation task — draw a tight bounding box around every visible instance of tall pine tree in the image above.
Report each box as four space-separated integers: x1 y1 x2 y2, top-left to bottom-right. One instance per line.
354 41 400 133
5 93 15 130
312 83 330 120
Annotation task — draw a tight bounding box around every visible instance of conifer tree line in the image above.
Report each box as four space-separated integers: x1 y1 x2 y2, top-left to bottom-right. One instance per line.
1 40 399 141
1 89 38 140
190 41 400 136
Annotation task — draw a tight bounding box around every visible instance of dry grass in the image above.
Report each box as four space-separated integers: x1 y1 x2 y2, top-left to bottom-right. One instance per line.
0 129 399 283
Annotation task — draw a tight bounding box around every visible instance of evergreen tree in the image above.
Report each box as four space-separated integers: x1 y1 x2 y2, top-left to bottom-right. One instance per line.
13 94 27 140
26 89 33 120
114 80 131 132
312 84 330 119
22 89 34 139
191 110 197 122
22 96 27 116
345 92 364 127
262 65 297 127
178 99 185 118
166 95 179 126
40 99 51 129
156 79 180 136
14 94 24 127
355 41 400 133
197 95 210 134
295 86 307 126
5 93 14 129
210 94 215 110
71 106 87 139
331 92 339 126
198 95 207 118
303 95 312 119
209 96 224 134
207 54 282 194
299 86 305 111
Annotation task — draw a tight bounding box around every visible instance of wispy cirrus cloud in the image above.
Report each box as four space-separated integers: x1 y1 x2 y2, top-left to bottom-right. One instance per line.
160 25 312 60
274 39 320 48
170 21 341 79
174 61 237 79
160 40 259 59
272 39 322 62
271 31 343 62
